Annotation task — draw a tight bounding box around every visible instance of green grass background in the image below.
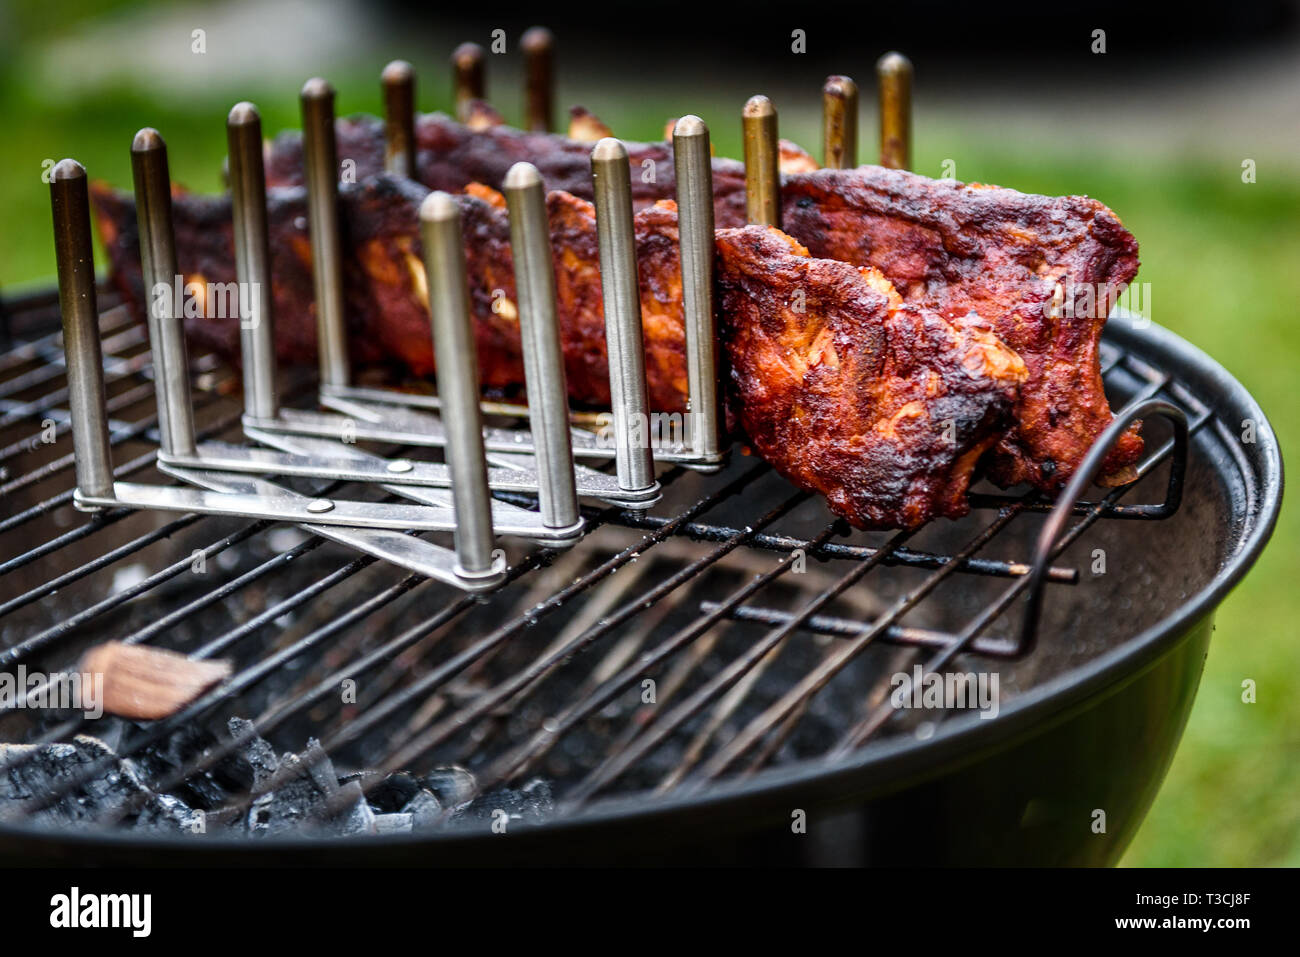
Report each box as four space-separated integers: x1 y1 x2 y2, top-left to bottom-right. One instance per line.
0 8 1295 867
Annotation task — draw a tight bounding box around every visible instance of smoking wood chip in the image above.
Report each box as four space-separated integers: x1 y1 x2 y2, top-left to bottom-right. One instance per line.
81 642 232 721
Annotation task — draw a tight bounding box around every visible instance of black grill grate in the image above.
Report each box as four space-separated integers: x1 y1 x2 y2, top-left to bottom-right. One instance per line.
0 283 1199 837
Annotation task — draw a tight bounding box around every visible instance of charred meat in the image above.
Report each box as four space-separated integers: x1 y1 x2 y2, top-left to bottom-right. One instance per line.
92 175 692 411
716 226 1026 529
89 111 1144 526
772 169 1143 488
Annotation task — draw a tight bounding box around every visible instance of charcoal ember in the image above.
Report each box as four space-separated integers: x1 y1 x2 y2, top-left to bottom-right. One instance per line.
298 740 339 794
401 788 443 829
373 813 413 835
2 717 563 839
246 739 340 837
131 722 233 810
332 781 376 837
421 766 476 809
132 792 203 834
227 717 279 789
367 772 420 813
0 735 189 829
448 778 553 830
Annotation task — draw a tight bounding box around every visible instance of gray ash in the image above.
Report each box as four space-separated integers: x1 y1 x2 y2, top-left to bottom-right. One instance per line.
0 735 200 833
0 717 554 839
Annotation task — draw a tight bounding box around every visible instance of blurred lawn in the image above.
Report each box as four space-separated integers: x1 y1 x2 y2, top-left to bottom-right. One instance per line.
0 49 1295 866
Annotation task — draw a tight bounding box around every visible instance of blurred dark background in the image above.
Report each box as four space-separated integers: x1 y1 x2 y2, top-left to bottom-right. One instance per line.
394 1 1298 63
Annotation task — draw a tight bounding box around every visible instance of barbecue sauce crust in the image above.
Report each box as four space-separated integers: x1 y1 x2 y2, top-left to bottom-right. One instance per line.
91 111 1145 520
242 114 1149 489
716 226 1026 529
91 172 692 411
264 113 751 215
769 168 1144 488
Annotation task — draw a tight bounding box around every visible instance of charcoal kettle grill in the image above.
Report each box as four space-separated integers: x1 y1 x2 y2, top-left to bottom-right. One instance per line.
0 39 1283 865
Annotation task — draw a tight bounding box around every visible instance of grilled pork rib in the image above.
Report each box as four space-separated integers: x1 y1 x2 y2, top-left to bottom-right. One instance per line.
91 175 693 412
716 227 1026 529
261 112 752 213
89 111 1143 525
772 170 1143 488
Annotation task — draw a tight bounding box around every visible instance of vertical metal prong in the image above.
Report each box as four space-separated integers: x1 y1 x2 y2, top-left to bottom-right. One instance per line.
301 78 350 390
822 75 858 170
877 52 913 170
419 192 499 580
521 27 554 132
130 128 197 457
227 102 280 420
672 116 722 465
452 42 486 123
503 162 580 534
381 60 417 179
591 138 657 497
742 95 781 227
50 159 114 503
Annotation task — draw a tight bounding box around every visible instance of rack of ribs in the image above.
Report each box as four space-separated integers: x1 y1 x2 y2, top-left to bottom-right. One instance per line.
716 226 1025 528
89 111 1143 527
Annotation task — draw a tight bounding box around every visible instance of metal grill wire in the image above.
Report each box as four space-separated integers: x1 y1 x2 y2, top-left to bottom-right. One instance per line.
0 284 1202 834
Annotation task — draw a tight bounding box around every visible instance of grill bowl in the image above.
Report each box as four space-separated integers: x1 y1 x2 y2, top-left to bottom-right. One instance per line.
0 313 1282 865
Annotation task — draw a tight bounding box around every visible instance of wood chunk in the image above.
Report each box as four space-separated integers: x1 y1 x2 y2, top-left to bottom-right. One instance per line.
81 642 232 721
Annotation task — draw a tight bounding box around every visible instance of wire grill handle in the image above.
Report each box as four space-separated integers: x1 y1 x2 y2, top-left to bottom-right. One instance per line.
1019 397 1189 653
